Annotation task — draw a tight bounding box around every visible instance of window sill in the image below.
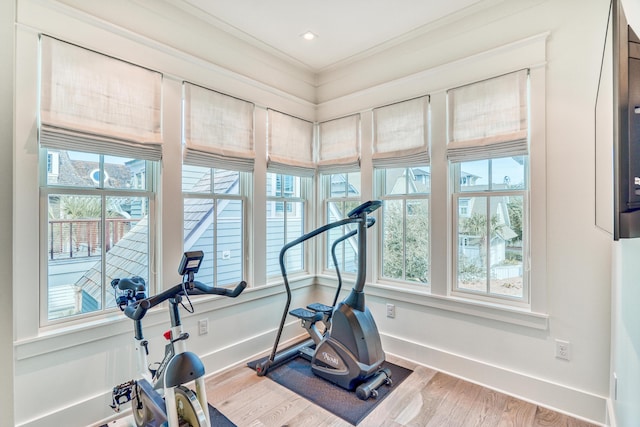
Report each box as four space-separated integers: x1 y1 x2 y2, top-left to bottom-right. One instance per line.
370 283 548 330
315 276 548 330
15 276 315 361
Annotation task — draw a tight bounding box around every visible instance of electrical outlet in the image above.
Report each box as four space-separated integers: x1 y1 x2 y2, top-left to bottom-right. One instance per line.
555 339 570 360
198 318 208 335
386 303 395 318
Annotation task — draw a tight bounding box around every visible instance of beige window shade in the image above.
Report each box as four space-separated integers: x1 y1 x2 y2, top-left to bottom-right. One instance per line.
447 69 529 162
318 114 360 173
372 95 430 168
39 35 162 161
182 82 255 171
267 109 315 177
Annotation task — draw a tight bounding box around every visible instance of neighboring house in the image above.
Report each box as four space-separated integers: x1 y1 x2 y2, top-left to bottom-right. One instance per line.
183 168 242 286
47 149 133 188
457 169 520 278
457 196 518 264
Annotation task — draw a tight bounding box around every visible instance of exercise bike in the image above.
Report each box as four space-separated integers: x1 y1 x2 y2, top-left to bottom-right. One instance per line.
110 251 246 427
256 200 392 400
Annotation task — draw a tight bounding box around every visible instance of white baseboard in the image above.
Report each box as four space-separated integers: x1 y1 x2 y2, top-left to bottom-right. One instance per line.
381 333 608 426
606 397 616 427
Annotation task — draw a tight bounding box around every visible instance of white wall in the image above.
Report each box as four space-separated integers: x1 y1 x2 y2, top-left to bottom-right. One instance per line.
1 0 15 426
611 239 640 426
12 1 317 426
319 0 613 422
10 0 620 425
606 1 640 426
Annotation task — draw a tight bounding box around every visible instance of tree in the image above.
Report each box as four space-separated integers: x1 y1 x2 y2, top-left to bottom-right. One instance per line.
507 197 523 242
382 201 429 283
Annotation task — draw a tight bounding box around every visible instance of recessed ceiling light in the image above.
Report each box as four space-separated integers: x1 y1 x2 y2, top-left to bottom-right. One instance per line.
301 31 317 41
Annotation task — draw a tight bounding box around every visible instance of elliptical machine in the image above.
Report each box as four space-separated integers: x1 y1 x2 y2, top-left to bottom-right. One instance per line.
110 251 246 427
256 200 392 399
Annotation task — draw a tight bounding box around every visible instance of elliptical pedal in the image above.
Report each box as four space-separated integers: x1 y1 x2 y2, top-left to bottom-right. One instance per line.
306 302 333 316
289 307 324 323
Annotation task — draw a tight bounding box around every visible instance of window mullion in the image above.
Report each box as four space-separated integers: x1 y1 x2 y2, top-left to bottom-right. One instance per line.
402 199 407 281
485 195 491 294
212 197 218 286
100 154 106 311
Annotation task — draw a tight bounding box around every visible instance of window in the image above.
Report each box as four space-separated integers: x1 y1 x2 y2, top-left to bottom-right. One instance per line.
318 114 362 275
452 158 527 301
181 82 254 287
266 173 308 277
183 166 245 288
372 96 430 287
43 149 154 321
447 70 529 304
39 36 162 324
323 172 361 274
266 109 314 279
377 167 430 286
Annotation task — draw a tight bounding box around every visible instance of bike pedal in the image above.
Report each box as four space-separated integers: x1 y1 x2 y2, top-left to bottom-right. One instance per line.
110 380 136 412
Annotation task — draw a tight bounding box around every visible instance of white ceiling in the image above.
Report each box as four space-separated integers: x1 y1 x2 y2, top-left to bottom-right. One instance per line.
175 0 484 71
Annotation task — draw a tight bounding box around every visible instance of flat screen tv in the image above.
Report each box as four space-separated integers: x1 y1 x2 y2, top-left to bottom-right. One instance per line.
595 0 640 239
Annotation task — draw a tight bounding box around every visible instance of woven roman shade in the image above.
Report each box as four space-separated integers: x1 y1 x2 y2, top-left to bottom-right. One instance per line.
317 113 361 173
39 35 162 161
446 69 529 162
372 96 429 168
267 109 315 177
182 82 255 171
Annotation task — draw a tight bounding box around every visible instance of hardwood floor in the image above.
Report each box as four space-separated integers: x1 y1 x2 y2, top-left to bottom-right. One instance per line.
204 355 600 427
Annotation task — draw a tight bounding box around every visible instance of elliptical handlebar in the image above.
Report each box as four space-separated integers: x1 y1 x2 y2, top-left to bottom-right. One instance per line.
120 279 246 321
330 215 376 307
347 200 382 218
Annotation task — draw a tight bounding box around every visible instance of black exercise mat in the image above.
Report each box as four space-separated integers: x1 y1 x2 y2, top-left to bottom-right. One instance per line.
208 403 236 427
100 402 235 427
248 355 412 425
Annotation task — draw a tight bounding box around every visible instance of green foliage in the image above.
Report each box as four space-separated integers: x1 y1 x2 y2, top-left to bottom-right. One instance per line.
50 196 128 219
458 255 486 283
61 196 102 219
507 197 523 241
460 212 500 237
382 201 429 283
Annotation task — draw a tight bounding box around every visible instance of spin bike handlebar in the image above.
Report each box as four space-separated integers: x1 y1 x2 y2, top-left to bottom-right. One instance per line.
122 280 247 321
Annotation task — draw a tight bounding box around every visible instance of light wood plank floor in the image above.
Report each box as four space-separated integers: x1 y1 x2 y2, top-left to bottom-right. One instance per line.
103 354 599 427
204 354 600 427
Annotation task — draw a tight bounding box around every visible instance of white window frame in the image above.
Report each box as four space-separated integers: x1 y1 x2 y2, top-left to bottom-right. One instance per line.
266 172 312 280
321 172 362 276
39 149 157 326
451 158 530 307
182 165 248 288
360 34 548 328
374 166 431 288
